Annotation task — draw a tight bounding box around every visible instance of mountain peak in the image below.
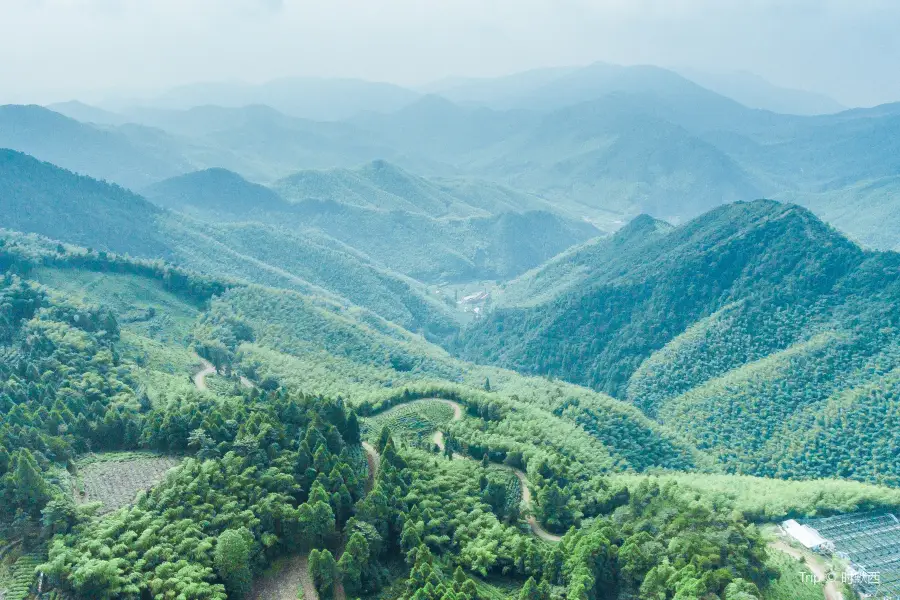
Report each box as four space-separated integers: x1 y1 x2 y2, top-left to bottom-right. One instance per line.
143 168 287 213
615 214 673 241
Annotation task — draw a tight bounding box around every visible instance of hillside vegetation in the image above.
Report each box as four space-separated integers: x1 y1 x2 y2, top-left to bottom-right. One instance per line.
461 200 900 484
5 60 900 600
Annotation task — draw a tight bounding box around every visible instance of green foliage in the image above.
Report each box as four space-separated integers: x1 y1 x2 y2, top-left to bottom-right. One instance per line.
215 529 252 599
0 148 169 261
37 388 364 599
0 552 44 600
611 472 900 522
362 400 454 447
308 548 336 596
759 552 822 600
462 201 900 483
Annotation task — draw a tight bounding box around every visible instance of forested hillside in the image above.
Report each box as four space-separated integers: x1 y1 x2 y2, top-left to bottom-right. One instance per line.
273 159 557 218
0 105 190 188
143 168 289 214
6 48 900 600
146 165 599 283
5 202 900 600
461 200 900 484
0 157 457 338
0 149 173 259
0 230 836 600
10 71 900 248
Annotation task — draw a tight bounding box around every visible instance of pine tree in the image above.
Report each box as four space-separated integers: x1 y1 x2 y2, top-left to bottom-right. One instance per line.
344 412 361 445
520 577 541 600
13 449 49 516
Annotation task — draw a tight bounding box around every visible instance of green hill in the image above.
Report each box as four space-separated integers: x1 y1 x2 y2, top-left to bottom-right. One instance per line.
274 159 557 218
274 159 485 217
143 168 289 214
460 200 900 484
495 214 672 307
283 200 599 282
474 96 764 222
146 163 597 283
0 153 456 337
0 104 190 188
0 149 173 259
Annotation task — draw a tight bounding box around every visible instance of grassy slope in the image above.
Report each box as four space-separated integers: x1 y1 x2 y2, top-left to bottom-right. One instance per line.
610 472 900 522
30 267 201 402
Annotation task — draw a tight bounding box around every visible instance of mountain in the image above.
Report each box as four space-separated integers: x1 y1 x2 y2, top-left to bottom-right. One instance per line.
495 214 671 307
470 96 765 223
459 200 900 483
147 162 597 283
143 168 289 214
141 76 420 120
0 149 172 258
273 160 556 218
0 104 191 188
116 104 425 181
350 92 766 227
0 152 456 336
350 95 537 163
45 100 128 125
421 66 578 107
675 68 846 115
269 200 599 283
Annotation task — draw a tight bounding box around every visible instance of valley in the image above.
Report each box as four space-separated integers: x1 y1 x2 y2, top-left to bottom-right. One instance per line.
3 49 900 600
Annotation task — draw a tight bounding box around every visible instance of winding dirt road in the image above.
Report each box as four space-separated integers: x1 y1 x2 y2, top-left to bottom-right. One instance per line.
511 468 563 542
192 358 216 391
397 398 562 543
362 442 380 493
769 539 844 600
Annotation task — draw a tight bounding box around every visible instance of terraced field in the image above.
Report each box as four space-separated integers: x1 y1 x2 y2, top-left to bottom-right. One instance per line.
362 399 455 444
0 552 43 600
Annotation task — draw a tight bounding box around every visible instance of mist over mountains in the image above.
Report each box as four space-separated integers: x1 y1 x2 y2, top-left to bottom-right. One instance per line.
1 62 890 253
6 46 900 600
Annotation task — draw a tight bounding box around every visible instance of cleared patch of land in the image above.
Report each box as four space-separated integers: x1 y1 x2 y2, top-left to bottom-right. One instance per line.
249 554 317 600
74 453 182 513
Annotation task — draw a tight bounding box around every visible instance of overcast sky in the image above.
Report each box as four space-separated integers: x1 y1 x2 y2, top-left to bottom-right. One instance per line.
1 0 897 107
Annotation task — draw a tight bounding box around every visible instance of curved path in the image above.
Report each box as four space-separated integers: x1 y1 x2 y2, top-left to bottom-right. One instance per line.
192 358 216 391
769 539 844 600
194 357 257 393
391 398 562 543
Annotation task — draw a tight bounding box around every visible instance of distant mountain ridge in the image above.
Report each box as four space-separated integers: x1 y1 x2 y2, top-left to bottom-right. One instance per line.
0 104 191 188
129 76 421 121
273 159 558 218
147 165 599 283
15 62 900 250
673 68 846 115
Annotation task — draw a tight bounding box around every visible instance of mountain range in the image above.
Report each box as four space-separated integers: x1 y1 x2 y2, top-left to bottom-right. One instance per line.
16 63 899 251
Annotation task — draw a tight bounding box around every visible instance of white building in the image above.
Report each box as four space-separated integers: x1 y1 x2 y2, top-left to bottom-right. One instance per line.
782 519 831 551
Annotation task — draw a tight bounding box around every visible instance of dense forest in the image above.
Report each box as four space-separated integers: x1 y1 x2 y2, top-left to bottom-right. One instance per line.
4 53 900 600
4 232 898 599
461 200 900 485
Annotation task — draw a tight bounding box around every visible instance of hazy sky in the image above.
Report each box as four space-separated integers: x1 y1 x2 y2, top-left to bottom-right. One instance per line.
1 0 898 107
